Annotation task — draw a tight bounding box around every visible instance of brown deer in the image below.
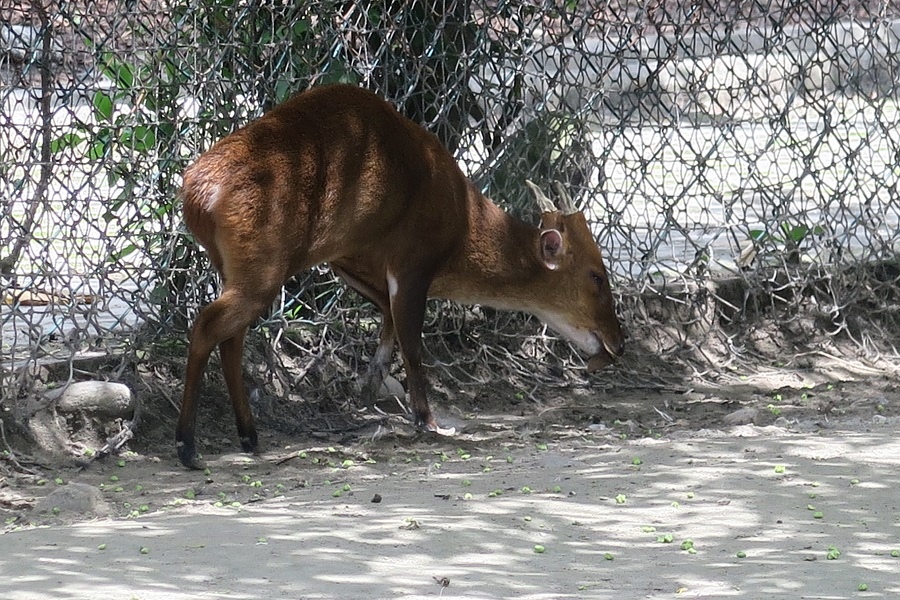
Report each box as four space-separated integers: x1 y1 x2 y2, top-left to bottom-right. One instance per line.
177 84 624 469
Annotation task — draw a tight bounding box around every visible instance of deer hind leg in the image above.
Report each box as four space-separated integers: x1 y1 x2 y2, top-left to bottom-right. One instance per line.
332 264 395 405
177 285 279 469
219 327 255 453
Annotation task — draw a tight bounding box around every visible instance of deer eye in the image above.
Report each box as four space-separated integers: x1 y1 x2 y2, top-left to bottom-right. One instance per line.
591 272 605 289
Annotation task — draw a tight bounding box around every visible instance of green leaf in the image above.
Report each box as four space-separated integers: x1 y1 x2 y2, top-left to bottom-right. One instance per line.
274 79 293 103
106 168 120 188
148 284 169 305
88 138 107 160
142 92 158 113
99 54 135 89
257 29 273 45
109 244 137 261
319 61 358 86
748 229 766 241
292 18 310 36
121 125 156 152
50 132 83 153
786 224 809 243
154 202 176 217
366 7 383 30
163 57 186 85
156 122 176 143
114 62 134 89
93 91 114 122
109 193 129 212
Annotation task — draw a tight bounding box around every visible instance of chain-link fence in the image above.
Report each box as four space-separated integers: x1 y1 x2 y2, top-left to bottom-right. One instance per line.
5 1 900 423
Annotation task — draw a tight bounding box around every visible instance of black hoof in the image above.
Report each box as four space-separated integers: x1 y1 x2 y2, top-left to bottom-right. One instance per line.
239 431 258 454
176 439 203 470
415 415 456 436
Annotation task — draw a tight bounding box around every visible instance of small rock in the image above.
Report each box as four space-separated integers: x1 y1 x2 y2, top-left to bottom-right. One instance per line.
378 376 405 399
51 381 135 418
35 483 111 518
0 24 39 61
0 23 62 63
773 416 791 428
722 407 758 426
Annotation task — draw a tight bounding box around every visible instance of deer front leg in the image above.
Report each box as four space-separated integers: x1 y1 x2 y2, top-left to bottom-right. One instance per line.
386 269 441 431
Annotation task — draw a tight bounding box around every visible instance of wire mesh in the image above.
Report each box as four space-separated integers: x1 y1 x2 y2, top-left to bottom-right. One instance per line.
4 0 900 415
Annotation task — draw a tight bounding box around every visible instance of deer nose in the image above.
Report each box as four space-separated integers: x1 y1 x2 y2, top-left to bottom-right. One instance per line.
607 337 625 358
603 324 626 357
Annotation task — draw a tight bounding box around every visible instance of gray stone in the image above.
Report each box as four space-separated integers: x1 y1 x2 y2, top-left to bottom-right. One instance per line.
657 53 800 121
722 407 759 426
378 375 405 399
51 381 135 418
35 482 111 517
1 24 40 62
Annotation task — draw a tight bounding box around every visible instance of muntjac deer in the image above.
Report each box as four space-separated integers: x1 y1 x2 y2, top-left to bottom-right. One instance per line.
177 84 624 469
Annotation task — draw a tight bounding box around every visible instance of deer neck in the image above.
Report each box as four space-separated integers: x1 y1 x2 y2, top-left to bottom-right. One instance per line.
431 187 547 311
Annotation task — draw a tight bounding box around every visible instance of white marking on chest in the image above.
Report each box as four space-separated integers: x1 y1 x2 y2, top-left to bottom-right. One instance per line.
387 271 399 300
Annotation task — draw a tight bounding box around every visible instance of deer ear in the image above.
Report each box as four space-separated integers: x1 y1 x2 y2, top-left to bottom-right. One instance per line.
540 229 564 270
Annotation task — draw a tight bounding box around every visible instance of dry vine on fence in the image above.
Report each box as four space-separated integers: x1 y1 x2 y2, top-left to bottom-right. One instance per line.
3 1 900 468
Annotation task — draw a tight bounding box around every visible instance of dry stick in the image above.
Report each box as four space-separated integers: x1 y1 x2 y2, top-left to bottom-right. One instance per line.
150 374 180 412
0 418 38 476
1 11 61 466
1 4 53 279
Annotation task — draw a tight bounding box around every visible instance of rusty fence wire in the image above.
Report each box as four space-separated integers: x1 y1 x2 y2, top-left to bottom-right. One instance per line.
4 0 900 416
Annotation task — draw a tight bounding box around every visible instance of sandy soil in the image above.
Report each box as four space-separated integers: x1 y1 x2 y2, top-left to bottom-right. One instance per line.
3 369 900 600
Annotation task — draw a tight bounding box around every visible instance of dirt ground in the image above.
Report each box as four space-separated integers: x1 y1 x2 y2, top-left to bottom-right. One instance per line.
2 350 900 599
